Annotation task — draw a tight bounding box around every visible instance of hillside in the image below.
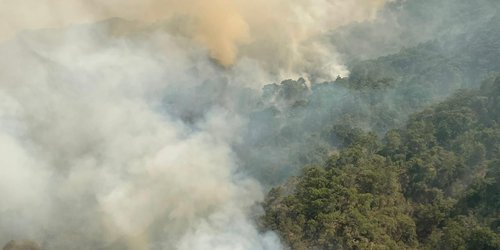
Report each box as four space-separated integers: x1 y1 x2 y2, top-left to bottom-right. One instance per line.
238 8 500 185
262 76 500 249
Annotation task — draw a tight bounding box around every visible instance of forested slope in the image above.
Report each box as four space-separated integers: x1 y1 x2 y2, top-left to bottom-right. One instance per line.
239 8 500 185
262 76 500 249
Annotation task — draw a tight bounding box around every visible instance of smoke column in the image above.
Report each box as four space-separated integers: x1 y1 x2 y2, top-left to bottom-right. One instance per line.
0 0 389 249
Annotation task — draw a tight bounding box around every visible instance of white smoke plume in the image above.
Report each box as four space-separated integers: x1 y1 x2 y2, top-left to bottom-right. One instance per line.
0 25 280 249
0 0 389 249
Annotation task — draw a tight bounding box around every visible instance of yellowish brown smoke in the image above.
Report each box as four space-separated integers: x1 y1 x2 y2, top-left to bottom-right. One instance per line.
0 0 388 70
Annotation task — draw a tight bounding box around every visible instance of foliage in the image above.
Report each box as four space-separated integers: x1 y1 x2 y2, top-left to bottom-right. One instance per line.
238 8 500 186
263 76 500 249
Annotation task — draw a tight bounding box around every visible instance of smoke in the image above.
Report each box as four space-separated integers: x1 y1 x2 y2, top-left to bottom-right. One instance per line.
0 24 274 249
0 0 390 81
333 0 500 62
0 0 392 249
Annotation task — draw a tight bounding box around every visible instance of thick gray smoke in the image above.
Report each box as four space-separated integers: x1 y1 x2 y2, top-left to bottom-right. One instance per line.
0 22 282 249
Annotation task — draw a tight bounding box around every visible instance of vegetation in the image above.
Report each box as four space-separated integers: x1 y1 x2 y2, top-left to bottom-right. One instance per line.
254 3 500 248
262 76 500 249
238 9 500 186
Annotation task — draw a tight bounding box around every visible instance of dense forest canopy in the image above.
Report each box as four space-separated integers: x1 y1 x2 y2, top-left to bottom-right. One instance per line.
262 76 500 249
259 0 500 248
261 1 500 249
238 1 500 185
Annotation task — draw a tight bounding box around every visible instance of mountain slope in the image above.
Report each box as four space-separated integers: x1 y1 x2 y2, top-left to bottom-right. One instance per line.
262 76 500 249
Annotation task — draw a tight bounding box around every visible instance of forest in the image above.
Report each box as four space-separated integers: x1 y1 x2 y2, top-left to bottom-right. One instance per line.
262 76 500 249
259 0 500 249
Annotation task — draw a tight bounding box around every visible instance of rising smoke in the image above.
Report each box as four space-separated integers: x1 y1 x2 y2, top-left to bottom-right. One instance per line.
0 0 390 249
0 0 391 80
